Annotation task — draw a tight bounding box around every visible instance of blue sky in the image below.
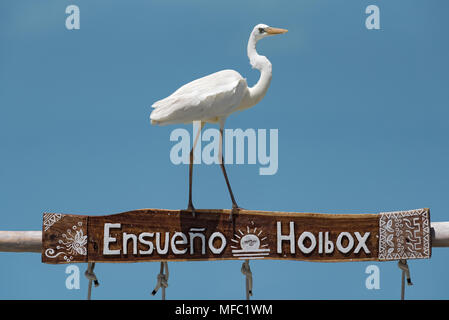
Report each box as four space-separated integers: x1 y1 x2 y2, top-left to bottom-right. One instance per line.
1 0 448 299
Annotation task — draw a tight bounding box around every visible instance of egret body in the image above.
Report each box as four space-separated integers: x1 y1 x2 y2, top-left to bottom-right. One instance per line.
150 24 288 217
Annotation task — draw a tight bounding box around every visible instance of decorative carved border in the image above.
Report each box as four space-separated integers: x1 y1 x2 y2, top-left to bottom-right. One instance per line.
378 208 431 260
42 214 88 264
43 213 64 231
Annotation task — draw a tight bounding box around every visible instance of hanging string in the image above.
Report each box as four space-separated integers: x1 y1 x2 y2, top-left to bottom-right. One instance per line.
84 262 99 300
397 259 412 300
241 260 253 300
152 262 169 300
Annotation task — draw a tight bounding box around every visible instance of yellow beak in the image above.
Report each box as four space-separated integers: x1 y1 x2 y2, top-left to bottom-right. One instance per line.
265 27 288 35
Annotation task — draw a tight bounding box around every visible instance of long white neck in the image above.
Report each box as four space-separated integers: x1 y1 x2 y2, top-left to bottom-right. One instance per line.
246 33 272 107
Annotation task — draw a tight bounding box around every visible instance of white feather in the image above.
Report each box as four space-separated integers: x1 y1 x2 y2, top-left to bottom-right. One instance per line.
150 70 247 125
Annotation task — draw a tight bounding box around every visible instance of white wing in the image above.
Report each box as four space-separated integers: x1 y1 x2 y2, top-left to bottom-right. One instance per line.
150 70 247 125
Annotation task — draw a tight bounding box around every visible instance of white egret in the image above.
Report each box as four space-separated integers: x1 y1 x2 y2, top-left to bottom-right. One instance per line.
150 24 288 217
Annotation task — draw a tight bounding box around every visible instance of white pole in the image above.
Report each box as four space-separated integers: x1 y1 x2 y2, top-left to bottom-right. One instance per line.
430 222 449 247
1 222 449 252
0 231 41 252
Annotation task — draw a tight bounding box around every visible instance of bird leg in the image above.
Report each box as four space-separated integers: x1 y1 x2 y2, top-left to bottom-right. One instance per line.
219 124 241 221
187 148 195 217
220 154 241 221
187 121 203 218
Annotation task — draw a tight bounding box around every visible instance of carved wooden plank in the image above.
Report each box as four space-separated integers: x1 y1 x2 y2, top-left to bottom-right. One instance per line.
41 208 431 264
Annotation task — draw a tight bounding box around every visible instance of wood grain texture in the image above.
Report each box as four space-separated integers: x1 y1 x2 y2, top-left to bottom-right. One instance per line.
88 209 379 263
40 208 431 264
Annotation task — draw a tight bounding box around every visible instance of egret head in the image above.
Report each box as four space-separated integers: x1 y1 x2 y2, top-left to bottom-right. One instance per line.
252 23 288 41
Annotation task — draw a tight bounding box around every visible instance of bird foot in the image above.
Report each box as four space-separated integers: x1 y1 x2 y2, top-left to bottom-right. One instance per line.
186 203 196 218
229 204 244 221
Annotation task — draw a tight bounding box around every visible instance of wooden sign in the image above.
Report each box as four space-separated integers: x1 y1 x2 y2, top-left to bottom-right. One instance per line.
41 208 431 264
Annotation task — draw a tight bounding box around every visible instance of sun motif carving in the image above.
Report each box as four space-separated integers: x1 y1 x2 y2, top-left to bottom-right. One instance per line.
231 225 270 260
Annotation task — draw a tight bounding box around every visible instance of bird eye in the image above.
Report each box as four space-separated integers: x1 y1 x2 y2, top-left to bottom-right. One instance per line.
258 28 265 34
